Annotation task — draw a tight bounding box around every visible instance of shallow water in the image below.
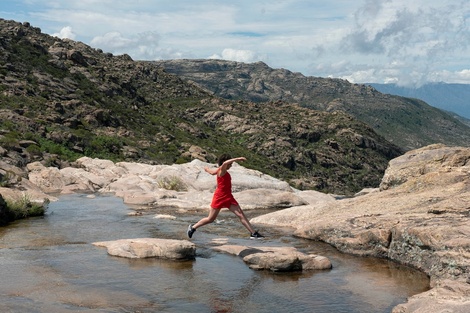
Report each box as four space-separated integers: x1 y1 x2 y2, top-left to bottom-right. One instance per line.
0 194 429 313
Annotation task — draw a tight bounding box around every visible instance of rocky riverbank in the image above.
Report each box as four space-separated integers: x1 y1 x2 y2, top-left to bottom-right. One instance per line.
1 144 469 312
253 144 470 312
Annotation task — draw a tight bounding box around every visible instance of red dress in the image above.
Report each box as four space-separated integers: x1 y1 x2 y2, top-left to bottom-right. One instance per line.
210 172 239 209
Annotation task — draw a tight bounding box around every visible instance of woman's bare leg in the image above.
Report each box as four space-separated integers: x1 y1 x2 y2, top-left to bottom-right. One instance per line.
228 204 255 234
192 208 220 229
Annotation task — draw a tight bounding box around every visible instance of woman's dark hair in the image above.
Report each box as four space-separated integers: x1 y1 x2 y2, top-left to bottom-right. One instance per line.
218 154 231 166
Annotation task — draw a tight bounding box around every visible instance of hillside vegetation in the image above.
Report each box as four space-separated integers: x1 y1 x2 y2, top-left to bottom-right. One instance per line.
0 19 404 195
156 59 470 151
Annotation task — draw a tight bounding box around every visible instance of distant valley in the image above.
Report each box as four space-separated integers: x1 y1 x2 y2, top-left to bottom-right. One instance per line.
368 82 470 122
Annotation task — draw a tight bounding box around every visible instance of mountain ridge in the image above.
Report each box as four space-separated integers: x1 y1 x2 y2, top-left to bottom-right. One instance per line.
155 59 470 151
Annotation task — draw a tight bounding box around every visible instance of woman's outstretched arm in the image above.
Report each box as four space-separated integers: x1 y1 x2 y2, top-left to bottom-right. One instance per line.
204 166 219 175
219 157 246 175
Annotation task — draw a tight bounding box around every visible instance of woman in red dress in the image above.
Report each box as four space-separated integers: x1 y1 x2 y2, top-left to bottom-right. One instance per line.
187 154 263 239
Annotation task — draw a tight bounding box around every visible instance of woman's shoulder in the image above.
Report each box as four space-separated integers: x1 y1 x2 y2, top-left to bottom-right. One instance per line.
218 168 231 177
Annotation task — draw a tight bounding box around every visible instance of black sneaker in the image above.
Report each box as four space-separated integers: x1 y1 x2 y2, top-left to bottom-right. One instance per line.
250 231 264 239
187 224 196 238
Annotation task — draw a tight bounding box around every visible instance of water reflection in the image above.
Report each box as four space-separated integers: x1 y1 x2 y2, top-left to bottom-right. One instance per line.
0 194 429 313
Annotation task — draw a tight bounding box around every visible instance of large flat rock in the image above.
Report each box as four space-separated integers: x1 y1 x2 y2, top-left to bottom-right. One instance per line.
93 238 196 260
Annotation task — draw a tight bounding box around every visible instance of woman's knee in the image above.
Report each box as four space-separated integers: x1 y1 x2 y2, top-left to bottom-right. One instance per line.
232 209 245 219
206 209 219 223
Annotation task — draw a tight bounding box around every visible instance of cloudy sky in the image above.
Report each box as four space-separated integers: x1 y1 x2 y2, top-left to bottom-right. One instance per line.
1 0 469 87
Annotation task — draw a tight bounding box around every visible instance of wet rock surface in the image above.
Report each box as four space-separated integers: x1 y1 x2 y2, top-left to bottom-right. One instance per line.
213 245 332 272
93 238 196 260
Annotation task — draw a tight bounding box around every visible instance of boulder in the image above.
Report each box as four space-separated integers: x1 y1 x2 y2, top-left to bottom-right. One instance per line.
0 161 56 203
92 238 196 260
0 184 57 204
27 162 65 193
104 173 158 195
1 159 28 177
115 161 160 176
76 157 128 178
380 143 470 190
234 188 307 209
295 189 337 204
213 245 332 272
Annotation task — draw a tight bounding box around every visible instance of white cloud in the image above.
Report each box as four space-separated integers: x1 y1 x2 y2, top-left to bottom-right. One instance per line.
91 32 133 50
90 31 167 59
52 26 75 40
330 0 470 85
210 48 259 63
428 69 470 84
2 0 470 86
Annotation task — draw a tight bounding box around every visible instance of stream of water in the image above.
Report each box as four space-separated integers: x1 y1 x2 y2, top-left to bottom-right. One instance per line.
0 194 429 313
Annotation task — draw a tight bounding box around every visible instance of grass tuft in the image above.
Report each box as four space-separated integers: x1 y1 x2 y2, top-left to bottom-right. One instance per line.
157 176 188 191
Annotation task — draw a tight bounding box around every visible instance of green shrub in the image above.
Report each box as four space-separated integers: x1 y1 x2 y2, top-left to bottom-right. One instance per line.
26 144 42 156
175 156 190 164
0 132 20 148
0 120 17 131
37 138 81 161
5 193 48 220
84 135 124 161
0 171 22 187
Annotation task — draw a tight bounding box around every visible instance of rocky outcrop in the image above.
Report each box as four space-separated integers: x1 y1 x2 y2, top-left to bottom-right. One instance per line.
213 245 332 272
0 159 57 205
392 279 470 313
251 144 470 312
379 144 470 191
26 157 308 210
92 238 196 260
